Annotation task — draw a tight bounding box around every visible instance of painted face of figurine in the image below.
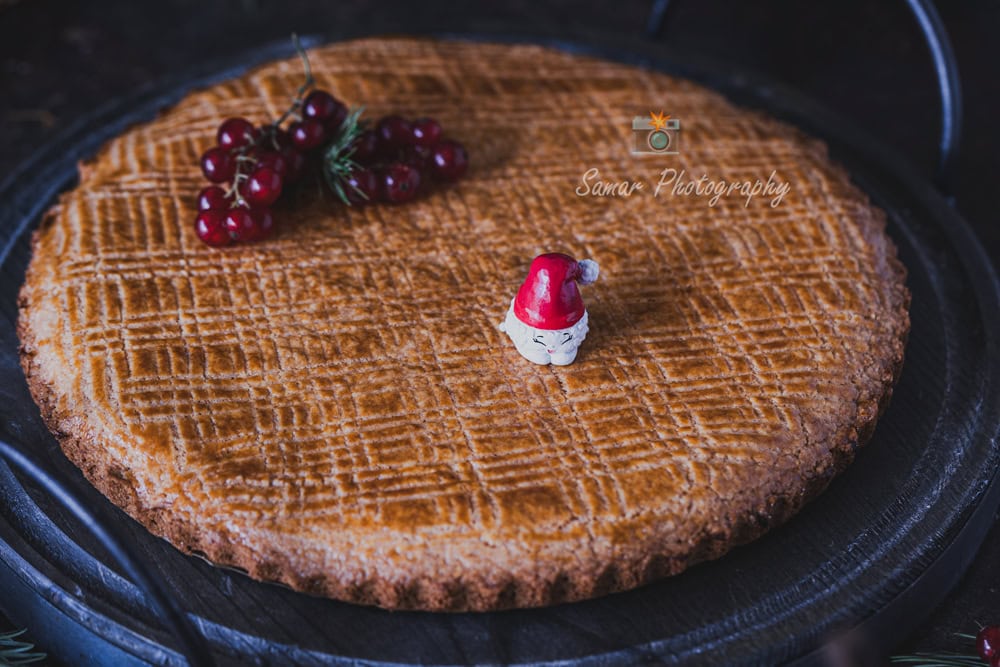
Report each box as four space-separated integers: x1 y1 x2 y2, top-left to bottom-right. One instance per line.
500 301 590 366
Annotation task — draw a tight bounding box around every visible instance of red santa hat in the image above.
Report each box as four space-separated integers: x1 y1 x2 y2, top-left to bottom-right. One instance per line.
513 253 600 330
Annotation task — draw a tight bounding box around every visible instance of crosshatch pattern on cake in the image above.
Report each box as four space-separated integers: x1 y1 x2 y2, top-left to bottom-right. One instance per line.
22 40 907 573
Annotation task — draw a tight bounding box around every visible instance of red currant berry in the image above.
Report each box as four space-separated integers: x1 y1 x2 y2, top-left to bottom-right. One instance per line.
272 131 306 182
303 90 337 119
324 106 349 134
379 162 421 203
194 210 230 247
245 166 283 207
281 148 307 183
223 207 250 237
303 90 348 131
196 186 228 211
272 128 294 151
376 115 413 149
217 117 256 150
398 144 432 171
282 147 307 183
290 119 327 151
979 626 1000 662
224 206 274 242
349 129 380 164
246 207 275 241
430 140 469 182
411 117 442 147
254 150 288 177
200 147 236 183
343 167 378 205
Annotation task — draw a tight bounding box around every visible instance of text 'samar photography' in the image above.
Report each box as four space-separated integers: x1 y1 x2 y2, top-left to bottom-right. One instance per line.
575 110 792 208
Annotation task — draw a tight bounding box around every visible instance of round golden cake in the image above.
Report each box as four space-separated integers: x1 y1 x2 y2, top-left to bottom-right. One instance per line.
17 37 908 611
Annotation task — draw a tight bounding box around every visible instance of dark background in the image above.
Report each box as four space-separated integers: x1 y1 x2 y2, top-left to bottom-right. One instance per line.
1 0 997 662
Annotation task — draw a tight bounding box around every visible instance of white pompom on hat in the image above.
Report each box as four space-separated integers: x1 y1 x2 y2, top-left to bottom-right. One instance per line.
578 259 600 285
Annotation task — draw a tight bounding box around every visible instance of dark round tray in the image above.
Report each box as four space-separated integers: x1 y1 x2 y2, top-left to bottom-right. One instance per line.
0 33 998 666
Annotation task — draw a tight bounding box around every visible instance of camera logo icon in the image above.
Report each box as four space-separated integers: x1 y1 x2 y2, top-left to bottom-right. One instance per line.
632 111 680 155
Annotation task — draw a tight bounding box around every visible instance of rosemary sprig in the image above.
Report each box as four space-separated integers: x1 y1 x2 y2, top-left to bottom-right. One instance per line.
321 106 367 205
891 631 991 667
891 655 985 666
0 629 45 666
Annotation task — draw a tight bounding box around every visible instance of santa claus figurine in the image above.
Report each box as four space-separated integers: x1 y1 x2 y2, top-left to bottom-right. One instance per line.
500 253 600 366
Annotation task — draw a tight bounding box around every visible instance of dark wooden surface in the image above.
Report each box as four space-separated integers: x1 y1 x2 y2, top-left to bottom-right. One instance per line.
1 0 998 662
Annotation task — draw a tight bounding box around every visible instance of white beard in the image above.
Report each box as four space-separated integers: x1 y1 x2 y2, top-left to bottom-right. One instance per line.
499 299 590 366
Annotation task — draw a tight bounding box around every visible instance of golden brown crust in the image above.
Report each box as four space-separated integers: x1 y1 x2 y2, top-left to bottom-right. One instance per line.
17 37 909 611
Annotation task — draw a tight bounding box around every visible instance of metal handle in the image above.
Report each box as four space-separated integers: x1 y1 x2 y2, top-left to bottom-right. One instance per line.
646 0 963 197
0 438 213 667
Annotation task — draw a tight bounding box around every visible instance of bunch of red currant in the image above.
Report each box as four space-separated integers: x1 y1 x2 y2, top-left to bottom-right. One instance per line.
325 115 468 207
193 86 351 247
192 41 469 248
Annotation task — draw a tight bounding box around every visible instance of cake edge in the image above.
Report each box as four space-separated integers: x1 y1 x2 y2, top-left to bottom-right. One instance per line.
15 203 910 613
13 36 912 612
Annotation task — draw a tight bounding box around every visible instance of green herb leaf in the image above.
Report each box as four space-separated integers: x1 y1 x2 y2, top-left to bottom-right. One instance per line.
322 107 367 206
0 630 46 666
890 653 986 666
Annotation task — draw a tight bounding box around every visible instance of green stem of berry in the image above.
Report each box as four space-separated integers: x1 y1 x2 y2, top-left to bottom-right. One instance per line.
275 34 315 127
227 154 257 207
